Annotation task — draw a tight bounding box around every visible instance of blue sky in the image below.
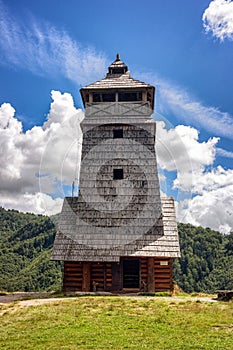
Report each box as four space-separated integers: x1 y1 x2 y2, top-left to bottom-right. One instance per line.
0 0 233 233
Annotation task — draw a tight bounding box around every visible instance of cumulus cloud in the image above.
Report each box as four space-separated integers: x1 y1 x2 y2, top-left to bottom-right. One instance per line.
156 121 219 192
0 192 63 216
0 91 84 215
1 96 232 233
156 122 233 234
202 0 233 41
1 0 232 142
177 178 233 234
0 1 107 84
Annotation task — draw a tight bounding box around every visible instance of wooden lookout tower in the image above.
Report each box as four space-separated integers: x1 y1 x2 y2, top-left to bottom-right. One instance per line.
51 54 180 293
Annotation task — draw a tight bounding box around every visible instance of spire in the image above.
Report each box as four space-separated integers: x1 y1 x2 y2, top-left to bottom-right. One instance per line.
107 54 128 75
116 53 120 61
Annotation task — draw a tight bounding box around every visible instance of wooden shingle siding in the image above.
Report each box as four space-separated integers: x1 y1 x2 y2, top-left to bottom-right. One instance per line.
51 56 180 294
51 197 180 262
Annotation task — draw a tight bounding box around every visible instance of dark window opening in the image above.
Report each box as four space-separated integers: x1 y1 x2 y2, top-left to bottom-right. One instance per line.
113 168 123 180
140 180 145 188
93 93 115 102
118 91 142 102
110 67 127 75
102 93 115 102
93 93 101 102
113 129 123 138
123 259 140 288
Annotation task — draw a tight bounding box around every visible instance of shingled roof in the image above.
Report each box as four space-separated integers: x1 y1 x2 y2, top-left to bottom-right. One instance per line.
81 54 154 90
51 197 180 262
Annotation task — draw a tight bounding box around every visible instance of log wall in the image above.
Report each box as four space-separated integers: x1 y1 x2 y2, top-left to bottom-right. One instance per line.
63 257 173 293
63 261 83 292
154 257 173 292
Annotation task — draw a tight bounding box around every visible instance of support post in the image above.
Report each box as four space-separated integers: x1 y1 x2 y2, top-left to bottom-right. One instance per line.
82 262 91 292
147 257 155 292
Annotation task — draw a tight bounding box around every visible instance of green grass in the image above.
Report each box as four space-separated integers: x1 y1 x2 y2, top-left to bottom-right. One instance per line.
0 296 233 349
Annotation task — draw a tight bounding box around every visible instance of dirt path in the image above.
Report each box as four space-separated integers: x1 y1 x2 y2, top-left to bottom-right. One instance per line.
0 292 218 307
0 292 51 304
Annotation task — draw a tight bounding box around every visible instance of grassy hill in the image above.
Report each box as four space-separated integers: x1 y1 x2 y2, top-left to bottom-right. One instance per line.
0 296 233 350
0 207 232 293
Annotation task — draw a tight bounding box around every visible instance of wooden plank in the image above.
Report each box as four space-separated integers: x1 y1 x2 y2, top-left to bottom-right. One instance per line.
103 264 107 290
63 261 83 292
169 258 174 292
140 257 148 291
112 262 121 290
64 278 83 282
154 257 173 292
82 262 91 292
147 257 155 292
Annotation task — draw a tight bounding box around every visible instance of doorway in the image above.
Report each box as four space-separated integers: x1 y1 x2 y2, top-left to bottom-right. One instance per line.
122 259 140 288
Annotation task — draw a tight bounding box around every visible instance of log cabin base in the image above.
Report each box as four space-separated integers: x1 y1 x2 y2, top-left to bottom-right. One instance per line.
63 257 173 293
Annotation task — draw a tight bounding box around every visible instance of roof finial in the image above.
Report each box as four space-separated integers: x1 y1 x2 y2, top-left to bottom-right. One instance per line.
116 53 120 61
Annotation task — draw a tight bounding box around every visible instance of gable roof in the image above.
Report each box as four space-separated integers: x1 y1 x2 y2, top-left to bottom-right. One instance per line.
81 72 153 90
51 196 180 262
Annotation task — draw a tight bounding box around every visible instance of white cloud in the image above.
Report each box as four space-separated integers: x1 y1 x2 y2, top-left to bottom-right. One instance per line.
0 91 84 215
177 180 233 234
135 71 233 140
1 96 232 233
156 121 219 192
202 0 233 41
0 1 107 84
217 147 233 158
190 165 233 194
156 122 233 234
155 78 233 140
0 103 24 180
1 0 232 142
0 192 63 216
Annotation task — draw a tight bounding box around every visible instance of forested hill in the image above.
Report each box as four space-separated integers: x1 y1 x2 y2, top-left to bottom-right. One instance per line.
0 207 232 293
174 223 233 292
0 207 62 292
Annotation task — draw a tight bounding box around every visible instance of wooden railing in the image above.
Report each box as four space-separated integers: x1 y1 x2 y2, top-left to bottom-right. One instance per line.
85 101 151 117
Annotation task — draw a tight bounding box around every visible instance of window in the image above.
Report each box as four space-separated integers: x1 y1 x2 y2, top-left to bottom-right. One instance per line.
93 93 101 102
102 93 115 102
118 91 142 102
140 180 145 188
93 93 115 102
110 67 127 75
113 129 123 138
113 168 123 180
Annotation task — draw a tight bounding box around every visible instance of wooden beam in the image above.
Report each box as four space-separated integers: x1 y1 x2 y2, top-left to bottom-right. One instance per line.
89 92 93 103
147 257 155 292
82 262 91 292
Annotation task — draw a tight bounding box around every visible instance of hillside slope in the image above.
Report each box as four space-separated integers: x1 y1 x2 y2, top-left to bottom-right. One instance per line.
0 207 232 292
174 223 233 292
0 207 62 292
